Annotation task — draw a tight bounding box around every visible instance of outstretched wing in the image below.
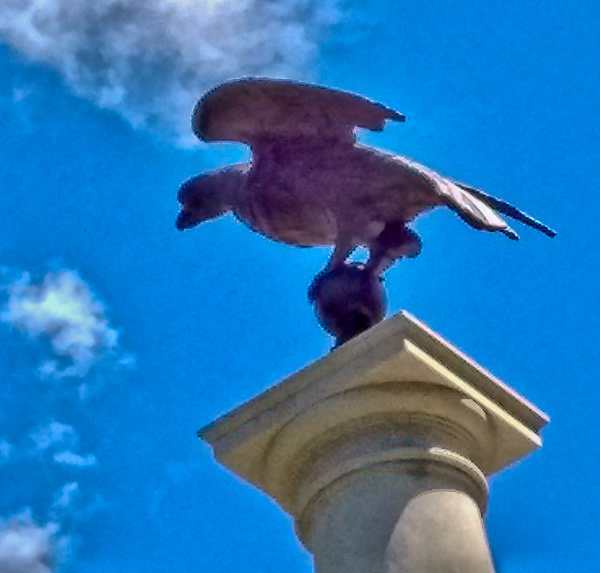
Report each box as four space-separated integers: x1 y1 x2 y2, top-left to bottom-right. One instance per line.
192 78 405 147
400 157 555 240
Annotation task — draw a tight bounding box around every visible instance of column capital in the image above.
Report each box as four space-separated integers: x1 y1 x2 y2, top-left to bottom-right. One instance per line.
199 311 548 520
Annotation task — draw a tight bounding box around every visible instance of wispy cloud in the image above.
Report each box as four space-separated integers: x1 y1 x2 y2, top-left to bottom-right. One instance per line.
0 269 119 571
28 422 97 467
0 0 343 144
53 451 97 468
52 483 79 512
0 439 12 461
1 269 133 380
0 511 66 573
29 421 77 453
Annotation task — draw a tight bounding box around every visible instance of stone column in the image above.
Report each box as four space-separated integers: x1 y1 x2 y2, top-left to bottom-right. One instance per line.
199 312 548 573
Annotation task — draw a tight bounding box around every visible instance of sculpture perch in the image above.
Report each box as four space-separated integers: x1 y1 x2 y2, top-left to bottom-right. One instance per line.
176 78 555 343
308 263 387 347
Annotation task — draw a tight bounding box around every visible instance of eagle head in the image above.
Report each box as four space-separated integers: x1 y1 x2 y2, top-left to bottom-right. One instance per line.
176 171 234 230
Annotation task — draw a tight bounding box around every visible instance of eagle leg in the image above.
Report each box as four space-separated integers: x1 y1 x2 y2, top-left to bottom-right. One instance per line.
367 222 422 274
328 236 358 270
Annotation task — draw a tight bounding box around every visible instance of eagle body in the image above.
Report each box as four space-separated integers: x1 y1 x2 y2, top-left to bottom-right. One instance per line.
233 144 440 249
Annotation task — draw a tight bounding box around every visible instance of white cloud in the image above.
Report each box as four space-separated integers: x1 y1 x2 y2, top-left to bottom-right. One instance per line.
0 439 12 461
0 0 343 144
53 450 97 467
1 269 133 379
29 422 77 453
29 422 97 467
12 85 32 105
0 512 61 573
52 483 79 511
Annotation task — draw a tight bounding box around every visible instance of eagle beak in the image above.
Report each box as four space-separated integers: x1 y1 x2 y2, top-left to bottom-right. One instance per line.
175 209 195 231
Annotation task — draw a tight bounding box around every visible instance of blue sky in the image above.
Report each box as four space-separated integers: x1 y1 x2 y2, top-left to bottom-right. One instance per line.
0 0 597 571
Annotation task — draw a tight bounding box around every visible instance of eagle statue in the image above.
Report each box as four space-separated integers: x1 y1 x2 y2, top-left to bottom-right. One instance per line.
176 78 555 344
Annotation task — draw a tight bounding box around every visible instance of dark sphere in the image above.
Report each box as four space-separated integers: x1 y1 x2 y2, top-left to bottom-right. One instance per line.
309 263 387 346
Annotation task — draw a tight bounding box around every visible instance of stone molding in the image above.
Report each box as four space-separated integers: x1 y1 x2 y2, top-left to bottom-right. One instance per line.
264 382 493 519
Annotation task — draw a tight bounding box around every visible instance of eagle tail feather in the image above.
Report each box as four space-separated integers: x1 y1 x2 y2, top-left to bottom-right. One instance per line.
454 182 556 238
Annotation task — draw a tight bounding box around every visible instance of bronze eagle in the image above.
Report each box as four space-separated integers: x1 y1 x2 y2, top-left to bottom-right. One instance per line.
176 78 554 272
